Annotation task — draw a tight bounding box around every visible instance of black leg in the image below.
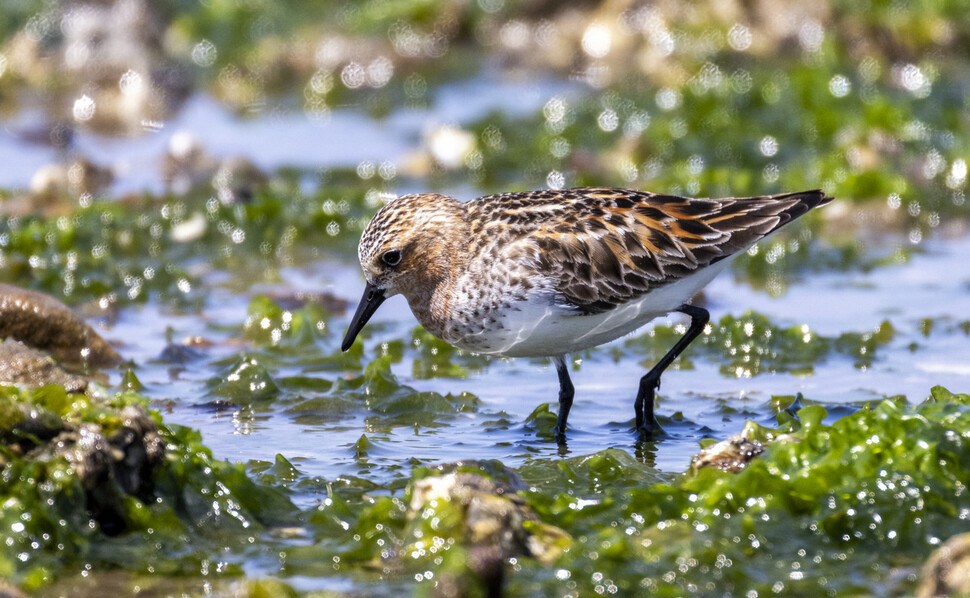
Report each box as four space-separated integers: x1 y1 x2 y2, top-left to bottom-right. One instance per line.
553 355 574 443
635 304 710 437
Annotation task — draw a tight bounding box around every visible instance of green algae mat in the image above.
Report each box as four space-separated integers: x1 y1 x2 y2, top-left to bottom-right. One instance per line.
4 382 970 595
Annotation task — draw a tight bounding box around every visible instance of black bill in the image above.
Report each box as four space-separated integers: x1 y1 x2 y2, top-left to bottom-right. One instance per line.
341 282 387 351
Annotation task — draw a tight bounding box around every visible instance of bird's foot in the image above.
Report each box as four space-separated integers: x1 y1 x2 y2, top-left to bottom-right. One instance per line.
633 374 667 439
634 419 667 440
553 424 568 445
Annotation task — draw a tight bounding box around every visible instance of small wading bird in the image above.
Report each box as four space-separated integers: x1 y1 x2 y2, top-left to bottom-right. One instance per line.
341 187 831 441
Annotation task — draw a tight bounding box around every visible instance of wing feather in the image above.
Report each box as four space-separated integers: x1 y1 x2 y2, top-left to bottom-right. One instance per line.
467 187 831 314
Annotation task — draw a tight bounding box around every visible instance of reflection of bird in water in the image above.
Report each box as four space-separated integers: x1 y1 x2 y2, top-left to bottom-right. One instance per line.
341 187 832 441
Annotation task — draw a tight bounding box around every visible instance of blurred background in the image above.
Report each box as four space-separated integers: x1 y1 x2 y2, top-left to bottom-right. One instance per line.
2 0 966 226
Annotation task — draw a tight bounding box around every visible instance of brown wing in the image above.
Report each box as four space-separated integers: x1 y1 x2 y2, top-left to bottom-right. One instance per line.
468 187 832 314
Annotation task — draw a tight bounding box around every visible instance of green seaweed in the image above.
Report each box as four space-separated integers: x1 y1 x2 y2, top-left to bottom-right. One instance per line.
284 387 970 596
355 357 481 428
244 295 331 346
507 387 970 596
205 355 280 404
408 326 493 379
0 180 375 308
0 385 295 590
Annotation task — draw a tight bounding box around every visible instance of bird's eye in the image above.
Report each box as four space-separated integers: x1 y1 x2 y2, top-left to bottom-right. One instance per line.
381 250 402 267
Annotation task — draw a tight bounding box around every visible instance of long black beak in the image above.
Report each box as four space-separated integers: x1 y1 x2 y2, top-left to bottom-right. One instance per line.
341 282 387 351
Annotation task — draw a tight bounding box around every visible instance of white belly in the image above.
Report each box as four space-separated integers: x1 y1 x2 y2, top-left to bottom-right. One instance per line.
458 257 733 358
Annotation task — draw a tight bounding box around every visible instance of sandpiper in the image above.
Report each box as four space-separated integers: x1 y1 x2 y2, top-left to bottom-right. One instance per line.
341 187 832 440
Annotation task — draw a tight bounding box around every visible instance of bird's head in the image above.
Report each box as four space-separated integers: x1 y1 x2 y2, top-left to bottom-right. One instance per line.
341 193 465 351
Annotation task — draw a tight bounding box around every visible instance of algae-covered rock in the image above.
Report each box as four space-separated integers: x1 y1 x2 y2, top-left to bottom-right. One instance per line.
0 284 121 368
690 420 799 474
0 339 91 392
691 433 765 473
0 158 114 218
229 578 300 598
0 384 295 589
2 390 162 535
411 472 537 556
404 461 571 596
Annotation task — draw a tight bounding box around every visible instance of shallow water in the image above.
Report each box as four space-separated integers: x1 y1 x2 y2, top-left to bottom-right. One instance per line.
98 224 970 494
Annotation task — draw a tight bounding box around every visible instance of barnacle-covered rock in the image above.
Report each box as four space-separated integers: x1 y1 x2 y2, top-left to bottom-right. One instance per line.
692 433 766 473
0 284 121 368
0 339 92 392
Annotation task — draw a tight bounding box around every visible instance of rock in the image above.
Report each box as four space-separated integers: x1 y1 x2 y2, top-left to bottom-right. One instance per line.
76 294 121 323
158 342 207 364
26 404 165 536
162 131 218 194
111 405 165 498
0 580 29 598
406 461 570 597
192 399 241 412
229 579 299 598
0 339 91 393
182 335 216 349
0 375 69 451
0 157 114 217
169 211 208 243
425 125 477 170
212 157 269 205
0 284 121 368
918 532 970 598
67 423 128 533
29 157 114 201
481 1 833 88
7 121 75 150
0 383 293 583
692 434 766 473
57 0 186 135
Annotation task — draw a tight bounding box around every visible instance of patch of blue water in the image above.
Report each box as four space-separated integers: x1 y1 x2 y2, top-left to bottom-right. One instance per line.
0 70 577 194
